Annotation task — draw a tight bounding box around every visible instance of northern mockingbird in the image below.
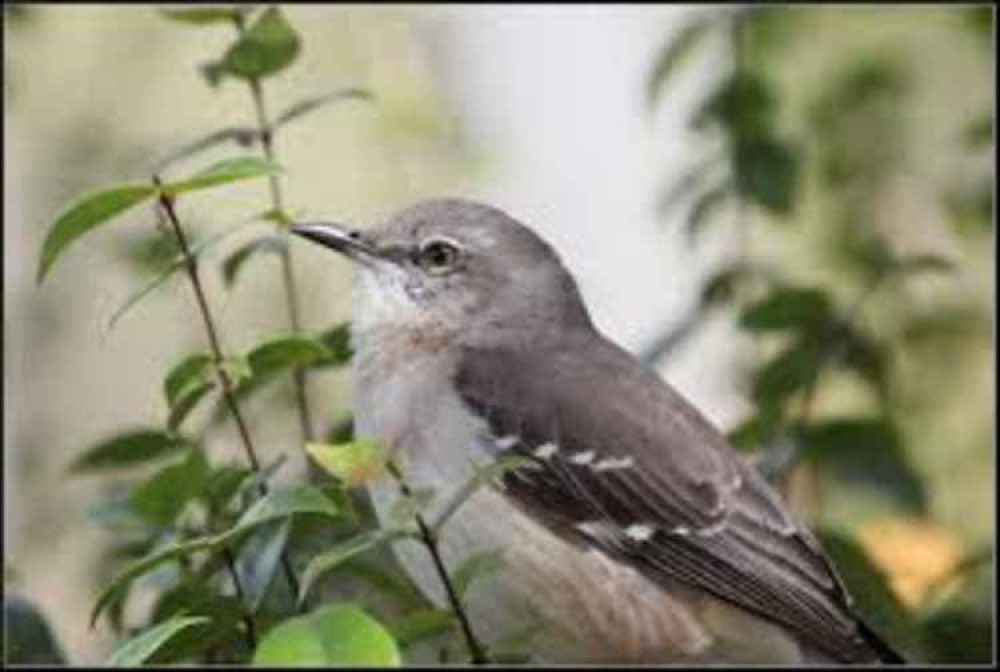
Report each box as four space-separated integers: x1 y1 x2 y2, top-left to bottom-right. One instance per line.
292 199 904 664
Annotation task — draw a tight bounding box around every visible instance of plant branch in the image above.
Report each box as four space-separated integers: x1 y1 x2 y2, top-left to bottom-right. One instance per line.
152 178 301 605
233 15 316 445
386 461 488 665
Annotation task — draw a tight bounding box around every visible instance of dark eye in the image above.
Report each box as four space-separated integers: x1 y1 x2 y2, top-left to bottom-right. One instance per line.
417 239 461 274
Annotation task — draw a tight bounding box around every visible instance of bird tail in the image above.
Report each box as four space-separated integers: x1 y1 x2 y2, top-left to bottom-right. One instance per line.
857 619 907 664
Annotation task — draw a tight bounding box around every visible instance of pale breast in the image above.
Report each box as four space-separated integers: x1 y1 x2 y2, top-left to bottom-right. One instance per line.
351 330 806 663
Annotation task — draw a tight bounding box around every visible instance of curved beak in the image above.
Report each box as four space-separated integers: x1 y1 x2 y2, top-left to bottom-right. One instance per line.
291 221 378 262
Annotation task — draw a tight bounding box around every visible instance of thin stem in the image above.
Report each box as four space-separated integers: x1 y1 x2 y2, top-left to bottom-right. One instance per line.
222 548 259 651
153 179 301 602
387 462 488 665
233 16 315 444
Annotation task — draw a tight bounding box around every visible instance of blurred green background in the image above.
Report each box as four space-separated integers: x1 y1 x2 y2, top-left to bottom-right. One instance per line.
3 4 994 664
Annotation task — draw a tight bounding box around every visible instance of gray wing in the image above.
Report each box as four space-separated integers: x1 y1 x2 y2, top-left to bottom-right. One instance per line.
453 333 881 663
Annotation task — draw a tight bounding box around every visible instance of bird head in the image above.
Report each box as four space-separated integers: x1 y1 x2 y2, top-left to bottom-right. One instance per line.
292 198 593 346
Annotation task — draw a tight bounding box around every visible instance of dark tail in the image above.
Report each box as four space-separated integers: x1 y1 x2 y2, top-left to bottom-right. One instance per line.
857 619 907 664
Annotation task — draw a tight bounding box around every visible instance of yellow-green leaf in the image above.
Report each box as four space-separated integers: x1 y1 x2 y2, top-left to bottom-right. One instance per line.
306 440 387 488
252 604 401 666
161 156 282 196
218 7 300 80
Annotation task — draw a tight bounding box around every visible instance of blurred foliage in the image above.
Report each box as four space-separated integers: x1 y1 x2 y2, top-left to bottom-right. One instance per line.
647 5 994 664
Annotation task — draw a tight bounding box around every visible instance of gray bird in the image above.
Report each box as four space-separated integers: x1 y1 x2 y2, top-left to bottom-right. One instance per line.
292 198 904 664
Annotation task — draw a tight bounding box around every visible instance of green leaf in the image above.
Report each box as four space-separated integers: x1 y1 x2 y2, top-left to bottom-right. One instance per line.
452 548 505 599
336 560 425 611
387 609 456 649
222 234 288 287
274 88 375 129
311 322 353 369
147 584 248 664
298 528 413 606
248 334 333 376
893 254 956 277
751 338 823 409
69 429 188 474
699 262 766 309
90 486 339 626
204 464 254 513
37 184 157 285
740 287 833 333
646 17 714 110
797 419 927 515
388 487 435 525
305 440 387 488
158 7 244 24
165 353 214 407
106 615 210 666
218 7 300 81
253 604 401 666
234 519 291 612
128 449 211 526
693 71 776 136
733 134 801 215
162 156 282 196
431 455 535 534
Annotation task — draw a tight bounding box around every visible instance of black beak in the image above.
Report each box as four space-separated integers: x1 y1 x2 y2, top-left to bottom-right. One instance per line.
291 221 377 261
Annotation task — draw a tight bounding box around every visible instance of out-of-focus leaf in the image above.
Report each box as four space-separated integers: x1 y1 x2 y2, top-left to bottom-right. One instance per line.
204 465 254 512
115 229 181 275
105 216 262 332
797 419 927 515
816 528 913 654
336 560 425 611
165 353 214 408
306 440 387 488
105 260 185 332
325 416 355 445
220 355 253 386
273 88 375 129
431 456 535 534
154 127 261 173
128 448 210 526
222 234 287 287
892 254 956 277
838 324 890 404
161 156 282 196
699 261 768 309
298 528 414 606
646 17 714 110
311 322 353 369
751 338 823 409
37 184 157 285
252 604 401 666
726 406 783 454
388 487 436 525
388 608 456 649
248 334 333 376
3 595 67 664
158 7 245 24
106 615 210 667
733 134 801 215
69 429 188 474
91 486 339 626
452 548 504 599
217 7 300 81
693 71 776 136
740 287 833 333
655 152 725 219
685 181 732 240
962 114 993 150
920 608 992 663
235 519 291 612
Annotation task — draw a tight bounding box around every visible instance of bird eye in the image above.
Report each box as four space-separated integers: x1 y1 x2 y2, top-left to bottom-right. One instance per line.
416 239 461 275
